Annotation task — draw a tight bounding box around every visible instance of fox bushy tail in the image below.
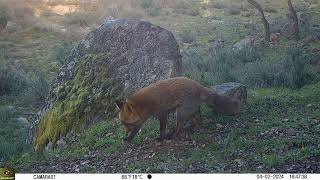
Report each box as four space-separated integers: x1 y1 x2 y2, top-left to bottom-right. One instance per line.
200 87 241 115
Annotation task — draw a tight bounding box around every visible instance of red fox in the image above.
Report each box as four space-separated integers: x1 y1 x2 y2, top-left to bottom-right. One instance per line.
116 77 241 142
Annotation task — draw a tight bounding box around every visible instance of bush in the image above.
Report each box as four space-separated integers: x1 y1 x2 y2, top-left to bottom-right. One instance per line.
224 6 241 15
23 70 50 105
50 41 74 65
64 12 89 27
0 62 28 96
0 13 7 30
233 47 314 88
13 4 34 18
284 47 314 88
139 0 154 9
179 29 194 43
208 48 260 84
0 105 31 162
0 5 9 31
264 6 278 13
147 7 161 17
172 1 199 16
211 1 227 9
183 46 315 89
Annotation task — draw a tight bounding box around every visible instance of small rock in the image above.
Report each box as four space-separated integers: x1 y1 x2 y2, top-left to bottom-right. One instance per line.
307 104 313 107
8 106 15 111
105 132 113 137
17 117 29 125
149 152 156 159
216 123 224 129
286 128 296 136
210 20 224 25
80 160 90 165
56 139 66 147
192 140 196 145
282 118 289 122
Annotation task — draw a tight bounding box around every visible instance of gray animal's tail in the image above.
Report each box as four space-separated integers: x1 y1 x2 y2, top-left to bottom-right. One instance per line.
200 87 241 115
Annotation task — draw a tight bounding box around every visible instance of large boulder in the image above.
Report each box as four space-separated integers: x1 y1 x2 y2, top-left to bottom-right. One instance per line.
30 18 182 153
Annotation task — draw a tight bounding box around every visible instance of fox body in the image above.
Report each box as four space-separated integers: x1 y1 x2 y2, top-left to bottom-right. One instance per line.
116 77 241 141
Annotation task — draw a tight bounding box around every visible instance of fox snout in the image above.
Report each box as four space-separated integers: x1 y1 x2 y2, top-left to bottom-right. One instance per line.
122 123 141 142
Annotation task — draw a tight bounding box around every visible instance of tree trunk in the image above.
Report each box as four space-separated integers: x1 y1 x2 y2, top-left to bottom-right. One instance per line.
288 0 300 39
247 0 270 43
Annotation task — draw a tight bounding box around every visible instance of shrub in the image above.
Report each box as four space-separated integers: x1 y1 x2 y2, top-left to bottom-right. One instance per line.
179 29 194 43
0 14 7 30
232 47 314 88
64 12 89 27
0 105 31 162
0 62 28 96
211 1 227 9
183 46 315 89
12 4 34 18
172 0 199 16
224 6 241 15
147 7 161 17
264 6 278 13
284 47 314 88
50 41 74 65
139 0 154 9
0 5 9 31
23 70 50 105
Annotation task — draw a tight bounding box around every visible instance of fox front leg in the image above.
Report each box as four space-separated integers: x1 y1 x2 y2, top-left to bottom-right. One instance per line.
123 126 141 142
157 111 168 141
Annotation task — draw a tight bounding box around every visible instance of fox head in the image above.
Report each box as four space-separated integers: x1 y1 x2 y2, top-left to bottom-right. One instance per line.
116 100 143 141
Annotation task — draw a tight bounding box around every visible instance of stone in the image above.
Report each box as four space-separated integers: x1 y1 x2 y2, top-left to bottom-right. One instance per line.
56 139 66 147
232 36 255 51
6 21 23 33
286 128 296 136
17 117 29 126
215 123 224 129
30 18 182 153
212 82 247 108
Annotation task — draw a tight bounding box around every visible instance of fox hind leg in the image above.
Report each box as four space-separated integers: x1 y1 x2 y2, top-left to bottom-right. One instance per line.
166 107 197 139
191 114 198 131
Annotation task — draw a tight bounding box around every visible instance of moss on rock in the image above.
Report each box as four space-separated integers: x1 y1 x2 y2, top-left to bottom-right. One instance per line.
33 54 125 153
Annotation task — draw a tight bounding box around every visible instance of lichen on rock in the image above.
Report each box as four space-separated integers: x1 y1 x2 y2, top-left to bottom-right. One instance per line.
31 19 182 153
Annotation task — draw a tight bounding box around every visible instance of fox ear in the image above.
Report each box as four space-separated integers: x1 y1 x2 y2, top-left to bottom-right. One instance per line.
126 103 134 113
115 100 124 110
